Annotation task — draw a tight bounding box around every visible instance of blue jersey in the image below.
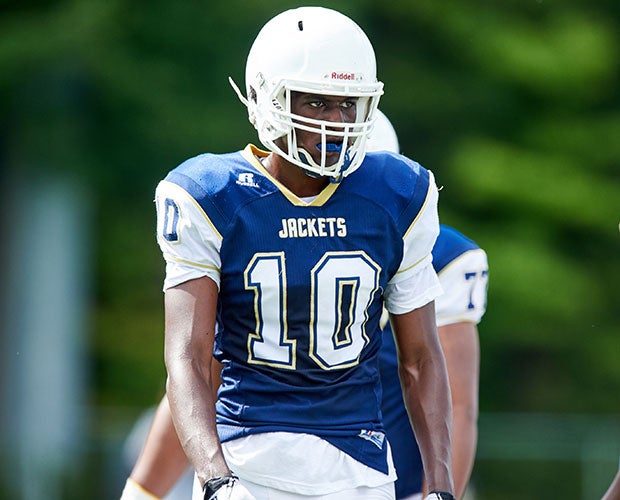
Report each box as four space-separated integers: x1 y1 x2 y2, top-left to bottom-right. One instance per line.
379 225 488 497
155 145 441 474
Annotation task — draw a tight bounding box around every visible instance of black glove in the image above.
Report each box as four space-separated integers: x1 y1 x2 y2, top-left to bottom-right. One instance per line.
203 475 239 500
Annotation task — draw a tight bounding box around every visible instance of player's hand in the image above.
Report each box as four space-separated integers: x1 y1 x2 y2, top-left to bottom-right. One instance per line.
203 475 255 500
425 492 456 500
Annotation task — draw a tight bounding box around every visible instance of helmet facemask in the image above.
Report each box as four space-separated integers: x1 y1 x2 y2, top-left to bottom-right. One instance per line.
266 83 381 180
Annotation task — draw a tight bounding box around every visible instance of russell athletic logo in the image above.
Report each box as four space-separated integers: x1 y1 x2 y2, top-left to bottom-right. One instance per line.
236 172 259 188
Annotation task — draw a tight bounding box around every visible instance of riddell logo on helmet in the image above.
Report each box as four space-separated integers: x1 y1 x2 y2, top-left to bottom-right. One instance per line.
330 72 358 81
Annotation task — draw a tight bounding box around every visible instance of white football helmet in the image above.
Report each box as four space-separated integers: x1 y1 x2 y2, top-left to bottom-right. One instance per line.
366 109 400 154
230 7 384 180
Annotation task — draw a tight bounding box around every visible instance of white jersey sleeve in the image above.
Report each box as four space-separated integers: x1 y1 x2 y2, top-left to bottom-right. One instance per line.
435 248 488 327
155 180 222 291
384 170 442 314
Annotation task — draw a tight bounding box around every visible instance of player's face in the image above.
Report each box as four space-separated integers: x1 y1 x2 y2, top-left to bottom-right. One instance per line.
289 91 358 167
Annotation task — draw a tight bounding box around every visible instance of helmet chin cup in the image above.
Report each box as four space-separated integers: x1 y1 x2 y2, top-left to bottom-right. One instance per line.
236 6 383 179
296 148 322 178
296 145 353 183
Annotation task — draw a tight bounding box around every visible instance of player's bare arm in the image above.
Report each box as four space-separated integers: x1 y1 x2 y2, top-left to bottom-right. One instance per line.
602 468 620 500
125 355 224 498
390 302 454 495
128 396 189 497
437 321 479 499
163 276 230 488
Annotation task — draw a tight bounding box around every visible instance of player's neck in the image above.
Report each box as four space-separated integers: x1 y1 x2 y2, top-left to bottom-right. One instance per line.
264 154 329 198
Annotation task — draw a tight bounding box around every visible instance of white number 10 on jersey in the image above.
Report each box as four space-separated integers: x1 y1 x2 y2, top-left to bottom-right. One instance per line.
244 251 381 371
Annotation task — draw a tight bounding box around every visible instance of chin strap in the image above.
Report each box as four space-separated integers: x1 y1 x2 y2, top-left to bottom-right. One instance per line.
228 77 248 107
296 149 322 179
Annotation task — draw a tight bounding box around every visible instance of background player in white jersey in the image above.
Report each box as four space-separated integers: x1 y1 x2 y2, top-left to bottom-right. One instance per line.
370 112 487 500
120 112 478 500
129 7 455 500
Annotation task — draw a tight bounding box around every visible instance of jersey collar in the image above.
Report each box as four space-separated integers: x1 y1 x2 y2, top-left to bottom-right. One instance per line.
241 144 339 207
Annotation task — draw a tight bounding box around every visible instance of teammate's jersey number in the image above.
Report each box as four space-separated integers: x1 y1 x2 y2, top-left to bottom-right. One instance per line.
244 251 381 371
465 269 489 310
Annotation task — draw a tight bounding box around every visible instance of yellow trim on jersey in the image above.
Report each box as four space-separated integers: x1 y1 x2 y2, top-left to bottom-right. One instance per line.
436 248 485 278
124 478 161 500
162 252 221 272
241 144 339 207
394 254 429 276
394 171 436 276
403 172 434 241
437 315 479 326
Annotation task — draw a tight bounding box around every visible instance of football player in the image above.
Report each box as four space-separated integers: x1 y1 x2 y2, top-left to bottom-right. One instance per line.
126 7 455 500
120 110 485 500
371 112 487 500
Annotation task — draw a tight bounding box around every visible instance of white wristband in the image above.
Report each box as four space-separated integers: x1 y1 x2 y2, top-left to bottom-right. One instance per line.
119 478 160 500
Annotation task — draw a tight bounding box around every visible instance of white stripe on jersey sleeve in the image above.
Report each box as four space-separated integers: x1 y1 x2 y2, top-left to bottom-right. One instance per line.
155 180 222 291
390 170 440 284
435 248 488 327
